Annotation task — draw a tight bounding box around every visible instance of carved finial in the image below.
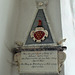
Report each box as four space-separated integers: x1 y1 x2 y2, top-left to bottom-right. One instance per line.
36 0 49 9
15 41 23 47
57 38 66 45
38 2 44 6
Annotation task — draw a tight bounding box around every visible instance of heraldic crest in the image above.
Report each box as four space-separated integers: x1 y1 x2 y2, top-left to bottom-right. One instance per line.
30 20 48 43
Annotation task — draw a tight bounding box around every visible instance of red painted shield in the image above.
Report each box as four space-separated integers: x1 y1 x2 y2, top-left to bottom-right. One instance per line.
34 31 45 40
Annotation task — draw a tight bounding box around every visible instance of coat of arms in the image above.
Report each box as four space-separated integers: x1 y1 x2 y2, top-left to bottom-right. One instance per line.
30 20 48 42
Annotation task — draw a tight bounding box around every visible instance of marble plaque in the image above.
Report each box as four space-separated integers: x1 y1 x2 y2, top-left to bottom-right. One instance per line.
20 51 58 74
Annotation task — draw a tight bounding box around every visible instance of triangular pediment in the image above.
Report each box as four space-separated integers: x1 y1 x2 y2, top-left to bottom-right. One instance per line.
25 9 54 45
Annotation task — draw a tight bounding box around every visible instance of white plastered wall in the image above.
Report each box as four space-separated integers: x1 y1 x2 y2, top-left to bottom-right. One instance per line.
61 0 75 75
0 0 20 75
